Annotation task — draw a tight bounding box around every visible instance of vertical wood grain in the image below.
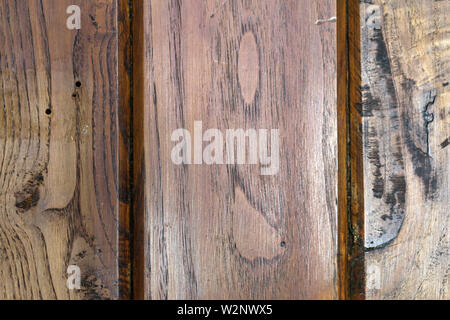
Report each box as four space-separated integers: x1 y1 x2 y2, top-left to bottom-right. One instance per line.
118 0 132 300
134 0 338 299
0 0 120 299
4 0 446 301
337 0 365 300
360 0 449 299
132 0 146 300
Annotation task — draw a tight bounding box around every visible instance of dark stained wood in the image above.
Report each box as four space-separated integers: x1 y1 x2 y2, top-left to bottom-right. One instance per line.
360 0 449 299
132 0 147 300
0 0 120 299
337 0 365 300
134 0 339 299
118 0 132 299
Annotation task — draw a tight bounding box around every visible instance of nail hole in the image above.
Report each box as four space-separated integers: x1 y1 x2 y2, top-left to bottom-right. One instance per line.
45 109 52 115
75 81 82 88
280 241 286 248
424 113 434 123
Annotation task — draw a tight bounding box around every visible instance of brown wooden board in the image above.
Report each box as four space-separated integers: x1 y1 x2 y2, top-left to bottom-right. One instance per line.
1 0 447 301
0 0 121 299
118 0 132 300
133 0 339 299
337 0 365 300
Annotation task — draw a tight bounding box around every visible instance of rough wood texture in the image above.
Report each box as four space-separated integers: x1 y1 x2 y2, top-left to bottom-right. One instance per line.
361 0 449 299
134 0 338 299
0 0 120 299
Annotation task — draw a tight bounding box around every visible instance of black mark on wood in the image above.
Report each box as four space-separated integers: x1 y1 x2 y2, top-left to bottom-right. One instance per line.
440 138 449 149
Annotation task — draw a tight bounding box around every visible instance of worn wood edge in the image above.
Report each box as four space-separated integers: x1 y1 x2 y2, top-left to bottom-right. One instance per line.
337 0 365 300
118 0 133 300
131 0 146 300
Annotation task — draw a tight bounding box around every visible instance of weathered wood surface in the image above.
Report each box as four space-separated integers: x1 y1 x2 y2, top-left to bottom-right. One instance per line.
3 0 447 301
360 0 449 299
134 0 338 299
0 0 120 299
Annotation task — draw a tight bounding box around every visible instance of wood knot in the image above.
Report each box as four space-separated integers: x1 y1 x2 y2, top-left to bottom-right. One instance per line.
233 188 284 261
238 32 259 105
15 173 43 212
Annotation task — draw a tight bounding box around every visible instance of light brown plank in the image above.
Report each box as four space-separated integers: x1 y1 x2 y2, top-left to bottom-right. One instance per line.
360 0 449 299
0 0 120 299
134 0 338 299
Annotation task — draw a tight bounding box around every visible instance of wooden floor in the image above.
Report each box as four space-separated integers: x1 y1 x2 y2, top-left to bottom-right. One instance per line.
0 0 448 300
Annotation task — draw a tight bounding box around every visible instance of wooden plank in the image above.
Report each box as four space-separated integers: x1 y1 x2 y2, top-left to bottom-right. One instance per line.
0 0 121 299
134 0 338 299
132 0 147 300
360 0 449 299
118 0 132 300
337 0 365 300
